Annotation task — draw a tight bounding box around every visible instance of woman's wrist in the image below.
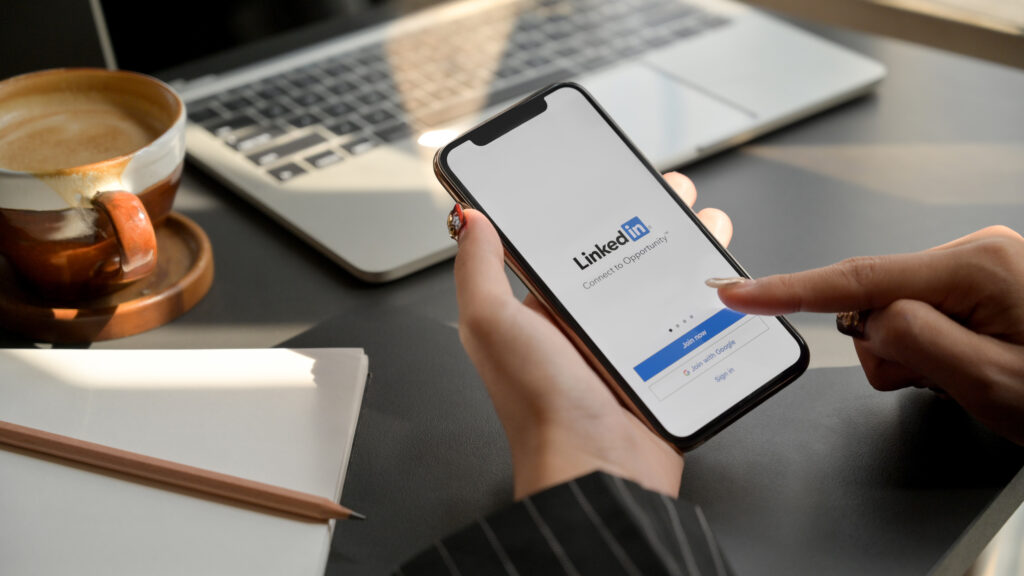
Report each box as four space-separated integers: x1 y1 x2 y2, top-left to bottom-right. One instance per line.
508 422 683 500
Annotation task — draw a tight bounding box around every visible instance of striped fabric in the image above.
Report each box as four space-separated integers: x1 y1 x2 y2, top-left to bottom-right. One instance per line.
397 472 732 576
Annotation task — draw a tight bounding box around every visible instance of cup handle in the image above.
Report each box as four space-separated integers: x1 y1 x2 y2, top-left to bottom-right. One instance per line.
91 191 158 283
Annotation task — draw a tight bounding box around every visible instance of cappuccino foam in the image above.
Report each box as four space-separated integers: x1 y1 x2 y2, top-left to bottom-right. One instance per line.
0 91 165 173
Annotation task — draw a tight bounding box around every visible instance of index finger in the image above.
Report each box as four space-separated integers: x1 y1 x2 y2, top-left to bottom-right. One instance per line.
717 250 972 314
662 171 697 207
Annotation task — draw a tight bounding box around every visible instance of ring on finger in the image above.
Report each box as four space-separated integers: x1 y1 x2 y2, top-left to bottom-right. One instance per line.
836 310 871 339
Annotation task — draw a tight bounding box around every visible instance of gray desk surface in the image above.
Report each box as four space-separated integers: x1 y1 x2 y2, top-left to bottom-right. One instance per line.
3 20 1023 576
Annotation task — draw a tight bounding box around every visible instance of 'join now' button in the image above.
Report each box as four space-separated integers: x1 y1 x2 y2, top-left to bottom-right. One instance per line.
633 308 745 382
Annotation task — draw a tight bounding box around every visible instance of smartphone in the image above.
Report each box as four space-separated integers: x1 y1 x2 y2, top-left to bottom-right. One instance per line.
434 83 808 450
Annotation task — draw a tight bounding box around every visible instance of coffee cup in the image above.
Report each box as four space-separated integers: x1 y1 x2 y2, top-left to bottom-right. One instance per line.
0 68 186 300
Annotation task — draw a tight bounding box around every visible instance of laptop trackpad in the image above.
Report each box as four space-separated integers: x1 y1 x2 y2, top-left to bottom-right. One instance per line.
577 64 752 169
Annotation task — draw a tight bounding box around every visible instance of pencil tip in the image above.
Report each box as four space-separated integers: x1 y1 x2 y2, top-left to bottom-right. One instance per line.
348 510 367 521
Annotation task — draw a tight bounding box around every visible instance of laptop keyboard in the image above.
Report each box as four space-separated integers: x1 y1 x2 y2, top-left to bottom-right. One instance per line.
187 0 730 183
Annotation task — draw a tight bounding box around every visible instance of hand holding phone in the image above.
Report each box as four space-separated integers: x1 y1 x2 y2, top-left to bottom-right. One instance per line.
453 174 729 499
437 83 807 458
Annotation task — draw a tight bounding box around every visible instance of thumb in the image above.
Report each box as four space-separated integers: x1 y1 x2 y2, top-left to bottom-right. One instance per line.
453 209 516 318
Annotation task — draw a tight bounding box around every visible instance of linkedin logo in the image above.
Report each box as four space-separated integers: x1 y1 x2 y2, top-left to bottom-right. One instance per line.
621 217 650 241
573 216 651 270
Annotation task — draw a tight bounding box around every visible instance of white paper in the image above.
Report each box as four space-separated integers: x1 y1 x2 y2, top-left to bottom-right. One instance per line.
0 348 368 576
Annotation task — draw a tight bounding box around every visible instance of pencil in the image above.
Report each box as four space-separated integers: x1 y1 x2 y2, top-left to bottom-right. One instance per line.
0 419 365 522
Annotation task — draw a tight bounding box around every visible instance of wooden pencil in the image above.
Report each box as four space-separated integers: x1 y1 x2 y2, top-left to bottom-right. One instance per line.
0 419 364 522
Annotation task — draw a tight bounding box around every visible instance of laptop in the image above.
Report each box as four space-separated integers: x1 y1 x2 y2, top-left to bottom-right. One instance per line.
92 0 884 282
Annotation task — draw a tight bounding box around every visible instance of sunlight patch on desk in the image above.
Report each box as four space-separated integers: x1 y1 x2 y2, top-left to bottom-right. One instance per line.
742 143 1024 205
6 348 318 390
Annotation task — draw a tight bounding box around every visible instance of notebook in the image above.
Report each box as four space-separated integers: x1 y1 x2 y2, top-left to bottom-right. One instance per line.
0 348 368 576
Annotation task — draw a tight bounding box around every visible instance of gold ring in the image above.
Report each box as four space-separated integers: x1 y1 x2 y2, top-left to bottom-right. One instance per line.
836 310 870 339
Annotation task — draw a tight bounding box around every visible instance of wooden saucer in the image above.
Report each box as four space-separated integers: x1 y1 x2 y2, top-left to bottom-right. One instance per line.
0 212 214 343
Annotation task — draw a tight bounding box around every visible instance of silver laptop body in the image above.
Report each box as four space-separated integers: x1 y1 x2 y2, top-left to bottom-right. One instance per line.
96 0 885 282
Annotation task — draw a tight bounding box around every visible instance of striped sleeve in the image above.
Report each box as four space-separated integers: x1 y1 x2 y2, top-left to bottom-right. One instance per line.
397 471 733 576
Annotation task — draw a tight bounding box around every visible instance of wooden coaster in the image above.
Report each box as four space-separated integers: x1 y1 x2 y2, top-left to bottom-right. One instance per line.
0 212 214 343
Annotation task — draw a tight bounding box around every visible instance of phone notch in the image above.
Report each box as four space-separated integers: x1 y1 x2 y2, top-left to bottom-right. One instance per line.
469 95 549 147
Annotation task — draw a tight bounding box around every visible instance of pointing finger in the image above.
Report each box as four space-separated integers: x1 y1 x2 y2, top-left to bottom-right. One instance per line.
716 251 973 315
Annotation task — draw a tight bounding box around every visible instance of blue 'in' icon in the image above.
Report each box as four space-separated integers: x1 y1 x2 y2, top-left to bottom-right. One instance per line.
621 217 650 241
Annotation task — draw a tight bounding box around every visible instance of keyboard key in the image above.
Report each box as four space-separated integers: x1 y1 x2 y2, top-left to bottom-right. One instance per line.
401 91 432 111
325 79 359 97
496 62 526 80
268 163 306 182
188 106 220 124
294 91 325 107
286 113 322 128
354 90 388 107
414 97 484 128
286 73 320 88
554 44 585 60
360 67 391 84
512 34 545 52
222 86 250 101
221 96 254 111
230 126 285 152
256 103 292 119
248 133 327 166
523 54 554 70
254 84 287 100
323 60 354 76
189 96 219 110
375 123 412 143
327 119 362 136
540 25 574 40
306 150 344 169
430 85 457 100
324 100 357 118
342 136 378 156
209 114 258 136
353 49 384 67
362 107 398 126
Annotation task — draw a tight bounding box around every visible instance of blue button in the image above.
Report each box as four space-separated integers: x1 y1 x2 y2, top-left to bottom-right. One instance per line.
633 309 745 382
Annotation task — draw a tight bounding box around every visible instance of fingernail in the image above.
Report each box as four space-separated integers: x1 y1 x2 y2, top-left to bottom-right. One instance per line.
705 277 749 288
447 204 465 242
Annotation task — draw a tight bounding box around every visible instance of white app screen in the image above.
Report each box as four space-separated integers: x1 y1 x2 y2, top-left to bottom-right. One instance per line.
446 87 802 438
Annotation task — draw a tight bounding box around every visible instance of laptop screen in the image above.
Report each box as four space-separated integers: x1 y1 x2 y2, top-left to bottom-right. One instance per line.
99 0 447 81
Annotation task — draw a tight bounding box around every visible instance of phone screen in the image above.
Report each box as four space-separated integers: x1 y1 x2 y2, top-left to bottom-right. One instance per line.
441 85 806 443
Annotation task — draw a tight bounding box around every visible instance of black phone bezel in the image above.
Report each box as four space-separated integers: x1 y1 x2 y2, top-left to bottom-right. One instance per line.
434 82 809 451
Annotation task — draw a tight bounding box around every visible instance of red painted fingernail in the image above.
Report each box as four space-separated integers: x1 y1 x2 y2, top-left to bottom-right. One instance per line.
447 204 465 241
